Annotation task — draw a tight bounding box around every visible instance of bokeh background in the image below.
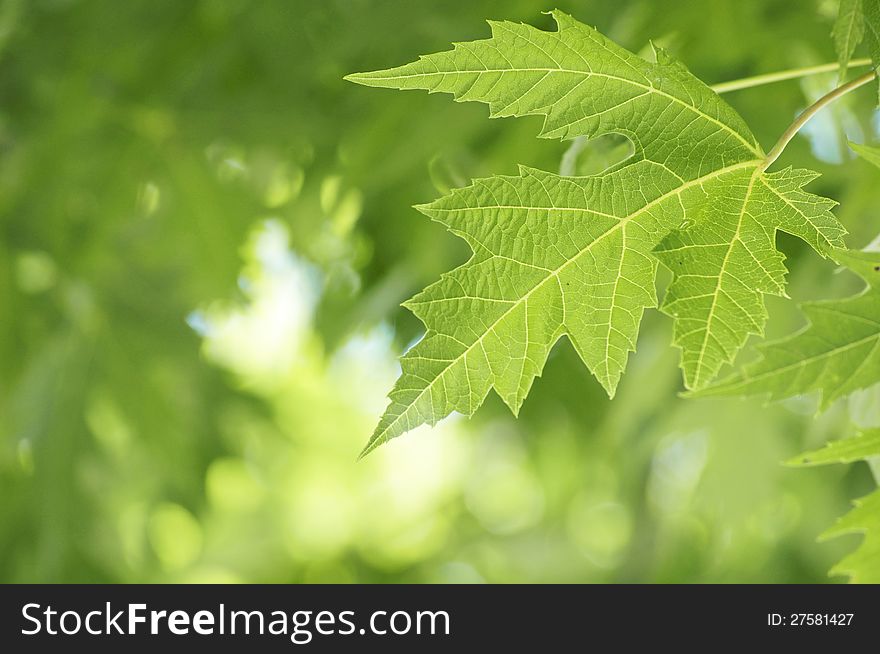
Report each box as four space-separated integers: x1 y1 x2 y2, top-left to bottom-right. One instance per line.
1 0 879 583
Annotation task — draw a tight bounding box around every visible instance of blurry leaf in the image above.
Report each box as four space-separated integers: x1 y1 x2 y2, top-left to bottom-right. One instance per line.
346 11 845 454
788 429 880 465
833 0 865 82
863 0 880 101
822 490 880 582
790 429 880 582
696 249 880 408
849 139 880 165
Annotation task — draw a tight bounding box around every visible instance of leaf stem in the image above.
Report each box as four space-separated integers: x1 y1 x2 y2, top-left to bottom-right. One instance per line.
762 70 877 170
711 58 872 94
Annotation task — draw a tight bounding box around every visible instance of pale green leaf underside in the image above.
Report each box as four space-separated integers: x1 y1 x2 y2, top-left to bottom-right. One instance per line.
347 11 845 455
792 429 880 583
695 249 880 408
834 0 865 82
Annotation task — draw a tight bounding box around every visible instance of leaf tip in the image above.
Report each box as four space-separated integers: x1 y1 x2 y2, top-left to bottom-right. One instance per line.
413 199 443 220
545 8 571 24
598 375 618 400
357 434 383 460
343 71 369 85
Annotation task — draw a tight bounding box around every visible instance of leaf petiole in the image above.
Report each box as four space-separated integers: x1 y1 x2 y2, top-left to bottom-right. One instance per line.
762 70 876 169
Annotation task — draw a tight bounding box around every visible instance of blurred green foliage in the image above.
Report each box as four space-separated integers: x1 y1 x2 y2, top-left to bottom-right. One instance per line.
0 0 878 583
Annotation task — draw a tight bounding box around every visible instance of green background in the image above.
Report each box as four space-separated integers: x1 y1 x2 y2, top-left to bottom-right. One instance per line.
1 0 878 583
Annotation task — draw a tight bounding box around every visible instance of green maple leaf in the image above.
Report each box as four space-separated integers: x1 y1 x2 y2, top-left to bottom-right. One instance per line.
694 248 880 407
864 0 880 101
698 140 880 407
834 0 865 82
346 11 845 455
789 430 880 582
836 0 880 100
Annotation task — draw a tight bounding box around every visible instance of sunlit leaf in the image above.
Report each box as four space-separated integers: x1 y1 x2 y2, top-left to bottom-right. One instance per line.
347 11 845 454
695 249 880 407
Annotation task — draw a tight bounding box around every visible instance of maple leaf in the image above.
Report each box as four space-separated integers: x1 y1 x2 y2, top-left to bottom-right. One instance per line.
834 0 866 82
864 0 880 101
694 248 880 407
835 0 880 99
789 429 880 583
346 11 845 455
